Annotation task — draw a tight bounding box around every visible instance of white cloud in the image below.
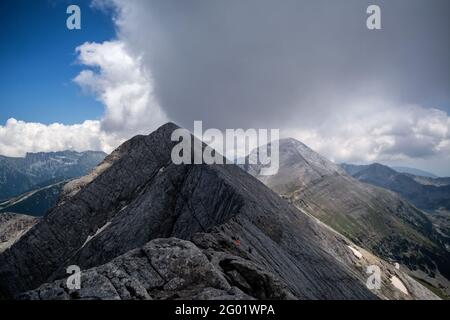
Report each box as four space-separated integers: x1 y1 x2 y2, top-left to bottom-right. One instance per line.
0 118 116 157
284 102 450 167
0 40 168 158
74 41 167 136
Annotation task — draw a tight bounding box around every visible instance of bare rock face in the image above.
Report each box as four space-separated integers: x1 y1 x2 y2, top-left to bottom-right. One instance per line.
0 123 438 300
0 213 39 253
243 138 345 195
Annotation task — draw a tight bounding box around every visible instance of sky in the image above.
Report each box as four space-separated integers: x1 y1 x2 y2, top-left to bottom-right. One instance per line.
0 0 115 124
0 0 449 175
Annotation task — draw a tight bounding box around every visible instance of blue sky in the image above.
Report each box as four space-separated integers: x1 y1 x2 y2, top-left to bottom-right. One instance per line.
0 0 115 125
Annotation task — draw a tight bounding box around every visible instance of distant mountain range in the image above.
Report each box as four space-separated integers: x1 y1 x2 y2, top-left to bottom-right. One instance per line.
391 166 438 178
0 151 106 215
243 139 450 298
341 163 450 214
0 124 438 300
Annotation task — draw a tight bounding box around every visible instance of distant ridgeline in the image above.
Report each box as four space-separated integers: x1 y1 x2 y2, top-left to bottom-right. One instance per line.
341 163 450 214
0 150 106 216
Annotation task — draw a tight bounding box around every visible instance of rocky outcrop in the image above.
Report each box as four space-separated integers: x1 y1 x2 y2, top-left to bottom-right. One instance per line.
0 213 39 253
18 238 293 300
0 124 439 300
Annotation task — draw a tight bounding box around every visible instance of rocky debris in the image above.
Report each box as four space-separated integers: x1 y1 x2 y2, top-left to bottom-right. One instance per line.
244 138 450 297
0 213 39 253
18 238 272 300
0 123 438 300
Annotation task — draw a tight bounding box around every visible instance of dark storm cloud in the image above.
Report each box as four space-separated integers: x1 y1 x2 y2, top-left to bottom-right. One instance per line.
85 0 450 174
111 0 450 130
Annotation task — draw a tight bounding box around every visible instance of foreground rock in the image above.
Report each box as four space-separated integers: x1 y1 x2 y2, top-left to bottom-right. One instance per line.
19 238 294 300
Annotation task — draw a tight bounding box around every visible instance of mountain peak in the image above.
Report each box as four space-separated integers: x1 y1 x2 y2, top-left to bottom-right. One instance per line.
278 137 307 147
246 137 344 194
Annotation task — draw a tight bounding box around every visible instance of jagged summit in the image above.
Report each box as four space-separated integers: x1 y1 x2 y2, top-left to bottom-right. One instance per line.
245 137 344 194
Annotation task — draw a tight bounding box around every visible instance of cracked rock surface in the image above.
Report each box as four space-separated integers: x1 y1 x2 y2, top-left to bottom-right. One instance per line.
18 238 260 300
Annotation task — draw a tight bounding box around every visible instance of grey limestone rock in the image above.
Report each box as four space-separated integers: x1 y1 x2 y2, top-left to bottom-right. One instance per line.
0 123 436 300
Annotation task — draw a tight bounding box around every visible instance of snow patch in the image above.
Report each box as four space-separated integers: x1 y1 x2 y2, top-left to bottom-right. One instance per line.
347 246 363 259
82 221 111 248
390 276 409 295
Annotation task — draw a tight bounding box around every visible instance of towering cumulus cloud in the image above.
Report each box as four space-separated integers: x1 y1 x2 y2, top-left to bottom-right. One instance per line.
0 39 167 157
74 40 166 136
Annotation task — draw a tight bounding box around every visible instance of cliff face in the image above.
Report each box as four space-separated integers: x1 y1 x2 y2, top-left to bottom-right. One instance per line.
0 124 438 300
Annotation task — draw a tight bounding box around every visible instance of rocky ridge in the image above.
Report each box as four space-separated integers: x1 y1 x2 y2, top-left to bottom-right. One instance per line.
0 124 439 300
